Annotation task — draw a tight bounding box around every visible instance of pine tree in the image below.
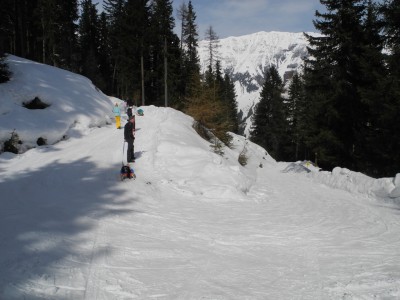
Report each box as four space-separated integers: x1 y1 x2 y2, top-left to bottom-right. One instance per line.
147 0 180 107
0 0 12 80
0 52 11 83
286 73 308 161
36 0 58 65
78 0 104 89
179 0 200 107
33 0 78 69
2 0 41 59
303 0 385 172
97 12 113 95
183 24 233 146
382 0 400 51
117 0 149 102
103 0 126 96
0 0 14 54
176 2 188 50
204 25 220 87
222 73 239 134
56 0 79 71
379 0 400 176
185 82 231 146
351 0 388 175
250 65 286 160
182 1 200 77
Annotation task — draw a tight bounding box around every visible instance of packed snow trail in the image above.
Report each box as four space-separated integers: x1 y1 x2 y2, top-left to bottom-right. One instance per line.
0 106 400 299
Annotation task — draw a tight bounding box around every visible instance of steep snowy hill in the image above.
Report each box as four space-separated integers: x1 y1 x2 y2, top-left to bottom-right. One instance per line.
1 55 400 299
198 31 319 135
0 55 113 152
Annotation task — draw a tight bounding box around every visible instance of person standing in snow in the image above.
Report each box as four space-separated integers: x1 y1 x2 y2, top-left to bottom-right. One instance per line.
112 103 121 129
126 98 133 107
124 115 136 162
127 106 133 119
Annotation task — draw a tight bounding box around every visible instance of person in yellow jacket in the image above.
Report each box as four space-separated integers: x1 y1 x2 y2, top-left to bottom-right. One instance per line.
112 103 121 129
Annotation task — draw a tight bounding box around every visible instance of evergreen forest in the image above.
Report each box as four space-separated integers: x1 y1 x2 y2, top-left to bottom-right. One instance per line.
0 0 399 178
250 0 400 178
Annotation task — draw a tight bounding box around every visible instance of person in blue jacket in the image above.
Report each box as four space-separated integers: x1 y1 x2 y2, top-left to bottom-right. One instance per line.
112 103 121 129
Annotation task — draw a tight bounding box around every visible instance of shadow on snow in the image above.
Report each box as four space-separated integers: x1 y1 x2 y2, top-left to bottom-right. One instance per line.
0 157 140 298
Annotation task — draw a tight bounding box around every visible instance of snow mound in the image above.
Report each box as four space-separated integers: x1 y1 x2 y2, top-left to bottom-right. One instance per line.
282 162 311 174
307 166 399 202
0 55 114 151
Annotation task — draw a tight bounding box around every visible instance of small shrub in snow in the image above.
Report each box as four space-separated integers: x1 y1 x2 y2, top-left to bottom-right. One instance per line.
193 121 213 142
3 130 21 154
23 97 50 109
37 137 47 146
238 143 248 166
0 53 11 83
210 138 224 156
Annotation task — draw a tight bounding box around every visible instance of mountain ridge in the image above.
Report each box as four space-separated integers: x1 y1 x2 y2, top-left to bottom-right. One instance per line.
198 30 320 135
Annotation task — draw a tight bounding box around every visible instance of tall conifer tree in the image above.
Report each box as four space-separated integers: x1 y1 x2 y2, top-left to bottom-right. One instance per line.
222 73 239 134
379 0 400 176
148 0 180 106
56 0 79 71
117 0 149 102
78 0 104 89
287 73 308 160
204 26 220 87
98 11 113 95
304 0 384 172
103 0 126 96
179 0 200 106
250 66 286 160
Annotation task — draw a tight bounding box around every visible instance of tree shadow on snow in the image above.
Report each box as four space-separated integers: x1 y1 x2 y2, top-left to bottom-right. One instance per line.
0 158 141 299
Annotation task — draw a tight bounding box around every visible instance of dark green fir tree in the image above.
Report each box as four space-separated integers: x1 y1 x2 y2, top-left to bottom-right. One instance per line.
148 0 181 107
250 65 286 160
304 0 386 173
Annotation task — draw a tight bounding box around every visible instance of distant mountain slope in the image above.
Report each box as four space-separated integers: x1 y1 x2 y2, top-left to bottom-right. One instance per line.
198 31 319 136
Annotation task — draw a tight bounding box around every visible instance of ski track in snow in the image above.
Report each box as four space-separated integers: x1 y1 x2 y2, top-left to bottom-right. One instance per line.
1 108 400 299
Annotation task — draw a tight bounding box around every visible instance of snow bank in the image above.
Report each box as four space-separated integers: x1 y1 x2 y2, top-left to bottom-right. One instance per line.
0 55 114 151
303 166 400 202
282 162 311 174
390 173 400 198
146 107 260 201
280 160 399 202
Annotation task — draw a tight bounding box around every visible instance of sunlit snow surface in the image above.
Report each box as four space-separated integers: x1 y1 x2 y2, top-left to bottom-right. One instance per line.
1 55 400 299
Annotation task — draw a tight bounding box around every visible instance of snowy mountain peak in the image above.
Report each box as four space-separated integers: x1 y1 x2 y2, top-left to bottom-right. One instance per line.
198 31 319 135
199 30 312 79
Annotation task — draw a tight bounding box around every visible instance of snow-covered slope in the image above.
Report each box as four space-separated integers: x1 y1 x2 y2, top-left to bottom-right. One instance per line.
1 56 400 299
0 55 113 152
198 31 318 135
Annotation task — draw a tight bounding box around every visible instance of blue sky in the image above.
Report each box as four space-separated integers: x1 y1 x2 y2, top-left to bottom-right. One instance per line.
94 0 324 39
173 0 323 39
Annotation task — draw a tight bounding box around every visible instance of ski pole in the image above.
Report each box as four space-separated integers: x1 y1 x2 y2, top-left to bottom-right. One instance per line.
122 140 126 166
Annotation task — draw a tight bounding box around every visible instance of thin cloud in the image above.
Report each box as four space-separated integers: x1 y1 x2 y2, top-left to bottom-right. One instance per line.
175 0 322 39
219 0 270 18
275 0 318 15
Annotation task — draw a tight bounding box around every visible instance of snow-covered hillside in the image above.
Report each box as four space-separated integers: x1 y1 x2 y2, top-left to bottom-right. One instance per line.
0 55 113 152
198 31 319 135
1 56 400 299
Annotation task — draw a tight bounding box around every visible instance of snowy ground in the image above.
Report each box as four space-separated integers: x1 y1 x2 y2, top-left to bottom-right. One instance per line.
1 56 400 299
